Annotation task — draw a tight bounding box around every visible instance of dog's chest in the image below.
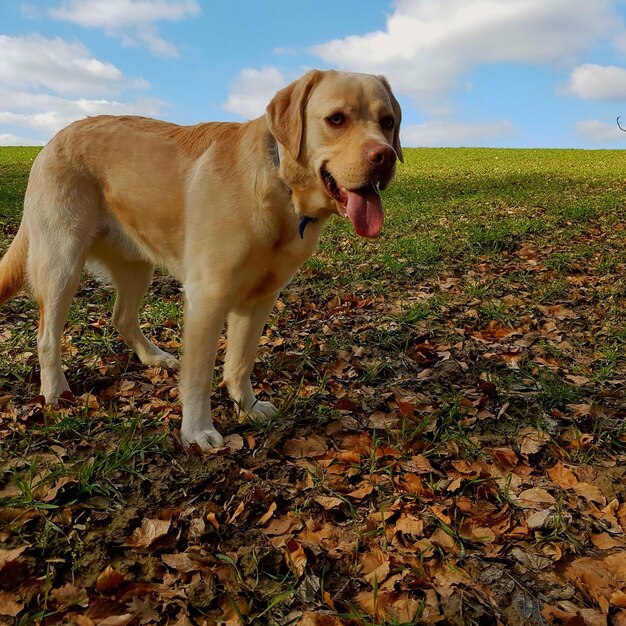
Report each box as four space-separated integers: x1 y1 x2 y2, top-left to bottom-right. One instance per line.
245 226 319 301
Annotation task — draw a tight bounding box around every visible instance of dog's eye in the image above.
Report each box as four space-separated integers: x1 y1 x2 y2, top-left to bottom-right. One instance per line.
327 113 346 127
381 116 395 130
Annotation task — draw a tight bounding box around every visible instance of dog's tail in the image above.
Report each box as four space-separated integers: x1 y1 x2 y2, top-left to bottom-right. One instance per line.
0 226 28 306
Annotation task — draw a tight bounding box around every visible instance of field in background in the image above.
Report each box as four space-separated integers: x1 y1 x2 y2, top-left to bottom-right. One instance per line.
1 146 625 625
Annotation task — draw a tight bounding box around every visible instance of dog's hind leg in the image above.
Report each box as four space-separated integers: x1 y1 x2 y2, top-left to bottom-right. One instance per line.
27 219 88 404
223 294 280 420
88 239 180 370
31 266 82 403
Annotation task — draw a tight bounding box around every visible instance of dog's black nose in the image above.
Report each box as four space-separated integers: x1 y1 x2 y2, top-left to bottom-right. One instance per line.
368 144 396 168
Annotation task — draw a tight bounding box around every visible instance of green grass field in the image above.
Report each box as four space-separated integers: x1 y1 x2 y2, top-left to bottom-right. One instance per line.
1 146 625 625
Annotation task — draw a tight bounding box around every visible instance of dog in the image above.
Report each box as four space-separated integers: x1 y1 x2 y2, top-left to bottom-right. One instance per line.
0 70 402 450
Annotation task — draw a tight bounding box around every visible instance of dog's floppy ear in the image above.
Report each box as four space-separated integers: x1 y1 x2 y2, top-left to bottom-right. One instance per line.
377 75 404 163
266 70 323 160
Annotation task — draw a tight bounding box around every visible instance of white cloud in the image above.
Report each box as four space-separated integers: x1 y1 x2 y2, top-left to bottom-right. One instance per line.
307 0 625 146
0 133 45 147
567 64 626 101
402 120 514 147
133 24 180 57
0 89 164 137
223 67 287 120
311 0 616 112
0 34 146 96
50 0 201 57
273 47 298 57
50 0 200 28
0 35 162 144
576 119 626 143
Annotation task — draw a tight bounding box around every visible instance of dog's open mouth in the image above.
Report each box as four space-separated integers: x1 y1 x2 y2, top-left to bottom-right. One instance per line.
321 169 383 239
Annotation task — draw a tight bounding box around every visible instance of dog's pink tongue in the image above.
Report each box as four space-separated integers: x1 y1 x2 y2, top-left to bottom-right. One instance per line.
344 187 383 238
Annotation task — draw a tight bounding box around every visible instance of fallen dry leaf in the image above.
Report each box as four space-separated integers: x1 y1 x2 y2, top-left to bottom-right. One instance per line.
590 533 625 551
539 305 579 320
357 589 421 623
298 522 343 552
283 434 328 458
258 501 277 526
283 539 307 577
516 487 557 507
261 513 302 536
572 482 607 507
361 547 391 585
161 552 202 573
519 426 550 456
347 482 374 499
224 433 244 451
297 612 345 626
541 602 606 626
313 495 344 510
95 566 125 594
561 553 626 613
0 545 28 570
123 518 171 548
50 582 89 609
42 475 77 502
430 528 456 550
527 508 562 531
0 590 23 617
395 513 424 537
227 500 246 524
547 462 578 489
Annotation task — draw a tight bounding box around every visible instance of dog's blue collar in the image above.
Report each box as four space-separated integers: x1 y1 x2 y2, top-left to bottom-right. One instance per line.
299 216 318 239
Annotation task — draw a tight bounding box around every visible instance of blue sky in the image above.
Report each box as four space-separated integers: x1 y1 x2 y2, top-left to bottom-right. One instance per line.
2 0 626 148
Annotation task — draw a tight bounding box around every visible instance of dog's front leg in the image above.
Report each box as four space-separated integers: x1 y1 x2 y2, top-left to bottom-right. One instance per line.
223 293 280 420
179 285 229 450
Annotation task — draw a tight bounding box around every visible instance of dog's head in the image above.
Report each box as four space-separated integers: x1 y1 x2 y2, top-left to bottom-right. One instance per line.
266 70 402 239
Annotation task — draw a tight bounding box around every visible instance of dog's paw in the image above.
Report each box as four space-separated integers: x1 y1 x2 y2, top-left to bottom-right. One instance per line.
181 425 225 450
239 400 278 421
141 349 180 371
41 383 72 406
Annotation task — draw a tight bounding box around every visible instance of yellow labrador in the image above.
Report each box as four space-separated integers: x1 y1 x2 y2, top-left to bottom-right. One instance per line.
0 70 402 449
